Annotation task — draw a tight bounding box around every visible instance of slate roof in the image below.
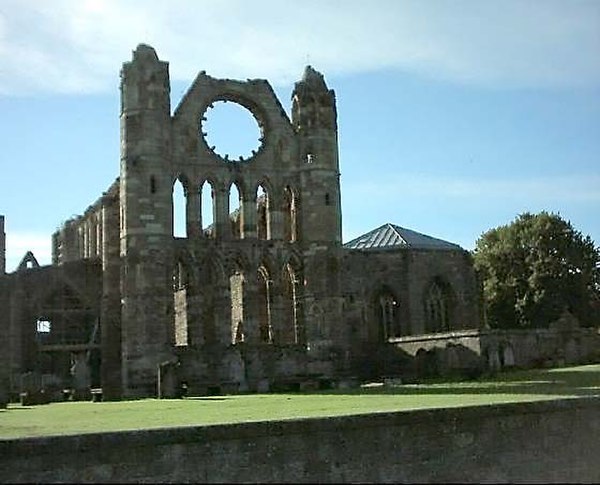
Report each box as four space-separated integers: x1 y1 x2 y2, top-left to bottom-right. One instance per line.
343 223 462 251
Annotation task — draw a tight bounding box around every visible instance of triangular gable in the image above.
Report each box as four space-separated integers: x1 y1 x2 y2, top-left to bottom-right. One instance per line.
17 251 40 271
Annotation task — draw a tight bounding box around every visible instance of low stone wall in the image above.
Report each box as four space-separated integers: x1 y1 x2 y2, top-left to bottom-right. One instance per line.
388 327 600 379
1 397 599 483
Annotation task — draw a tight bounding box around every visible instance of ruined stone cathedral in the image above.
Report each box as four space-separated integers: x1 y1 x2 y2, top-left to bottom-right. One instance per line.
0 45 482 401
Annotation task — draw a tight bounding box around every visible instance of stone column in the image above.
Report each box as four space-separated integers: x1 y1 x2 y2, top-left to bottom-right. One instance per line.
100 195 122 400
269 191 284 240
89 219 97 259
83 223 89 259
214 186 229 240
96 214 103 258
242 277 260 343
186 186 200 238
242 194 257 239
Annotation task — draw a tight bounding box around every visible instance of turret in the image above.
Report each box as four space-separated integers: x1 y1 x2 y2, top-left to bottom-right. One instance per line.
292 66 342 244
120 43 172 252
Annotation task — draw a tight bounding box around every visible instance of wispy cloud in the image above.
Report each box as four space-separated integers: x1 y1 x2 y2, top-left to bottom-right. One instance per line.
1 0 599 95
342 173 600 250
346 173 600 205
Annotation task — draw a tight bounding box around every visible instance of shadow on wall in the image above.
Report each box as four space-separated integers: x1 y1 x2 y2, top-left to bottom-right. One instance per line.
413 343 483 381
349 342 484 383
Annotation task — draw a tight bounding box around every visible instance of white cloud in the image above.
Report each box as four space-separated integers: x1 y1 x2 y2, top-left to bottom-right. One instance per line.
1 0 599 95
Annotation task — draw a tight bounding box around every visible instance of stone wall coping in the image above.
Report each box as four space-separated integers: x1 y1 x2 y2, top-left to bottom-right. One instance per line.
389 326 600 345
1 396 597 456
389 329 482 343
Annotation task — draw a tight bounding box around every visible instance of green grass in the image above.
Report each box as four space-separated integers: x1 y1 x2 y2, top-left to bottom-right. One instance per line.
2 364 599 440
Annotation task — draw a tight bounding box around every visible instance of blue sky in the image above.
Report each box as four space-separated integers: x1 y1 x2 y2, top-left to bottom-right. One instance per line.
1 0 599 272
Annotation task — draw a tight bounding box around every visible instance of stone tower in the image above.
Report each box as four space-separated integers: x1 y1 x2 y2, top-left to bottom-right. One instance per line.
292 66 342 244
119 45 175 397
292 67 345 357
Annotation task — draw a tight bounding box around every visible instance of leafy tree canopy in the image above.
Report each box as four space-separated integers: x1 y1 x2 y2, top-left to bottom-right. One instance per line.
473 211 600 329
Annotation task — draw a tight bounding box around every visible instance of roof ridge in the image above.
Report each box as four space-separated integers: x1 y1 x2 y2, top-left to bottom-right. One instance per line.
387 223 405 243
343 222 462 251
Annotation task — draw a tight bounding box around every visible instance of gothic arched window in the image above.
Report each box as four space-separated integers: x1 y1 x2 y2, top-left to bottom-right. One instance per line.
376 289 399 341
424 278 453 333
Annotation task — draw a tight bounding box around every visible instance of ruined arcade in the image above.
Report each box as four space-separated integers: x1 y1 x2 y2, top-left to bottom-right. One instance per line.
0 45 485 400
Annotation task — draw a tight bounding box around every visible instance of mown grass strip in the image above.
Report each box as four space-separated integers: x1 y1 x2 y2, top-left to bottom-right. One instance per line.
1 364 598 440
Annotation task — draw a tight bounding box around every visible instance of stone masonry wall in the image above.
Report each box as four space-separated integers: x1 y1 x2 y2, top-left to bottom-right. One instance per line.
342 248 481 345
1 398 598 483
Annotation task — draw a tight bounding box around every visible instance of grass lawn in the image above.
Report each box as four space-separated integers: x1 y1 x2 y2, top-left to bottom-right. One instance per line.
1 364 599 440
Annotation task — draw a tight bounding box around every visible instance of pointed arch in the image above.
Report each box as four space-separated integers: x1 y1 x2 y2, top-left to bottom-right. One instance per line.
371 286 399 342
255 181 271 240
230 259 246 344
283 185 299 242
17 251 40 271
257 264 273 343
172 176 188 238
307 302 324 340
228 180 243 239
199 178 216 238
173 257 190 346
281 262 301 344
423 276 455 333
200 252 226 285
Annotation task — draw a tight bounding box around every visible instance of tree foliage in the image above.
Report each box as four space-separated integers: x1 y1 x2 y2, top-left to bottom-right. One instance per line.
473 212 600 329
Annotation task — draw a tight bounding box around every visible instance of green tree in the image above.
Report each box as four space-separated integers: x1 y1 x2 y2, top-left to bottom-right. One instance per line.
473 212 600 329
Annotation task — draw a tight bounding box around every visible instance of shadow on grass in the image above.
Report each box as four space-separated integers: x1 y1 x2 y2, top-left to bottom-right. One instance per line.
305 367 600 398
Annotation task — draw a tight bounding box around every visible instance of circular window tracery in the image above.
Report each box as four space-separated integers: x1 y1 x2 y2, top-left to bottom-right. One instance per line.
200 99 264 162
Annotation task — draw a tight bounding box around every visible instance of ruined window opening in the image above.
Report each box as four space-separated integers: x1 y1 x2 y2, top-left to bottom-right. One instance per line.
325 193 330 206
201 100 263 162
424 279 452 333
256 184 270 240
172 179 187 238
377 292 399 340
257 266 272 343
308 303 324 340
229 183 243 239
36 318 51 333
230 269 245 344
150 175 157 194
200 181 215 237
282 264 300 344
173 261 189 346
283 186 298 242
